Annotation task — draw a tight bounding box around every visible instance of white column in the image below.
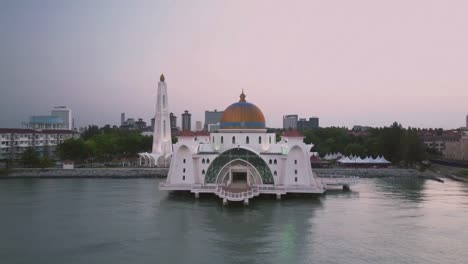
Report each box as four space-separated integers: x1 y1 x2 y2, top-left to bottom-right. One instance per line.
152 74 173 156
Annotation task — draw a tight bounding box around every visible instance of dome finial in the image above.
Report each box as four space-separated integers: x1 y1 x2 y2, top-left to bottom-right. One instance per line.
160 74 165 82
239 89 246 102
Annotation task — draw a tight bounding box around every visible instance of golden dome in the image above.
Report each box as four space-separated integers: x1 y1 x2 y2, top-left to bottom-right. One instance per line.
220 91 266 129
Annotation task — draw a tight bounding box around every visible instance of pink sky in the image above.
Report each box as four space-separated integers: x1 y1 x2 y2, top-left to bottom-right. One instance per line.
1 0 467 129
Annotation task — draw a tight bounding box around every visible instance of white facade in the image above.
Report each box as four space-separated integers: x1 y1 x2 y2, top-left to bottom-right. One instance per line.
139 74 173 167
161 129 326 203
51 106 73 130
0 129 78 159
160 93 326 203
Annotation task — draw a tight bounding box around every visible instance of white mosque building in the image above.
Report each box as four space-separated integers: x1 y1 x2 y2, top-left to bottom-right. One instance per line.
141 74 353 204
157 85 331 204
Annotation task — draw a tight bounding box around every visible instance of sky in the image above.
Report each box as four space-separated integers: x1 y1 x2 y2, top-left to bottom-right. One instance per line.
0 0 467 129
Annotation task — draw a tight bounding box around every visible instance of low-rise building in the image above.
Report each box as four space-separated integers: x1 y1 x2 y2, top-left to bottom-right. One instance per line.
0 128 79 160
443 131 468 161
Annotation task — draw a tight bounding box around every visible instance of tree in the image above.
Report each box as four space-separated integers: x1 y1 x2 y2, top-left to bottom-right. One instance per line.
56 138 90 161
19 147 40 168
82 125 100 140
344 143 366 157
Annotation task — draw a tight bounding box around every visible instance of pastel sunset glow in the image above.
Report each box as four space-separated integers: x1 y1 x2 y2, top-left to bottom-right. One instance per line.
1 0 467 128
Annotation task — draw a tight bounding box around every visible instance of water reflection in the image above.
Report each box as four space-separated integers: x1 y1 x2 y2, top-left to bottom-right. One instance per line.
373 177 427 202
2 178 468 264
159 192 323 263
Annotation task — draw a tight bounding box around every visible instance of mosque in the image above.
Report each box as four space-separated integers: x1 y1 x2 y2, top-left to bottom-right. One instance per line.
142 75 350 204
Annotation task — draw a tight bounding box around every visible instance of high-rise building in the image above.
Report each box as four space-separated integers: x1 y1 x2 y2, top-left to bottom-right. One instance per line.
121 113 125 126
27 116 66 130
182 110 192 131
298 117 319 131
204 110 223 130
51 106 73 130
195 121 203 131
283 114 298 130
151 117 155 130
25 106 73 130
170 113 177 130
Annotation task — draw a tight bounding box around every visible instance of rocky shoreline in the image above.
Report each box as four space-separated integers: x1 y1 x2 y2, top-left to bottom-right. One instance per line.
314 168 424 178
1 168 169 179
0 167 433 179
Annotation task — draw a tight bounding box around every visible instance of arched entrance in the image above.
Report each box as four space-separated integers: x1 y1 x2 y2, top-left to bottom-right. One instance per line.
214 159 264 191
205 147 274 184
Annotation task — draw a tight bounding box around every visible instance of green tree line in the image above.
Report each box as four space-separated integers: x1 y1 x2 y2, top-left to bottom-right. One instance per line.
303 122 428 166
57 125 152 162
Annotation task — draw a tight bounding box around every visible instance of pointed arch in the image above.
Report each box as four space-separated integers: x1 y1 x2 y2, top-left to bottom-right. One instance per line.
204 147 274 184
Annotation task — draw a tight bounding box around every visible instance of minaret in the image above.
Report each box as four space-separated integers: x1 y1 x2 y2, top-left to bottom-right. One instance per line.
152 74 172 156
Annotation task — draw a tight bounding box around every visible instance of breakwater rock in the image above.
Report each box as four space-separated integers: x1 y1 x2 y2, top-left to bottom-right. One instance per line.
1 168 169 179
314 168 423 178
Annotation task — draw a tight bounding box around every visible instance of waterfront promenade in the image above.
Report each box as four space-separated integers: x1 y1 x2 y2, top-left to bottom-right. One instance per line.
1 167 431 179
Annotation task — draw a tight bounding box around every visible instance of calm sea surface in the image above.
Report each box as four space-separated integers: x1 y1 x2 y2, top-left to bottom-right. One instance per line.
1 178 467 264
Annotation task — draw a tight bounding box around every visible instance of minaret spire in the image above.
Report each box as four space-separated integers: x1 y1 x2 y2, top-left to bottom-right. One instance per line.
152 73 172 156
239 90 246 102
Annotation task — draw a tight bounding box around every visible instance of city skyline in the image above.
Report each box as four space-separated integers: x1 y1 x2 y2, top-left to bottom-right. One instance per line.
1 1 468 129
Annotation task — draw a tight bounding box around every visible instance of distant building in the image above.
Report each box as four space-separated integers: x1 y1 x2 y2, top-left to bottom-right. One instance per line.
51 106 73 130
135 118 147 130
195 121 203 131
0 128 79 160
27 116 67 130
25 106 73 130
121 113 125 126
297 117 319 131
352 125 372 132
283 114 298 130
170 113 177 130
443 131 468 161
182 110 191 131
204 110 223 130
207 123 220 132
150 117 155 130
466 114 468 128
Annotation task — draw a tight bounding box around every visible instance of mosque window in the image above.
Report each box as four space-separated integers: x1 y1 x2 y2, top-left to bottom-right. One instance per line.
202 159 205 164
183 159 186 164
163 121 166 137
295 170 297 174
274 159 277 164
259 136 262 144
221 136 223 144
294 160 297 164
232 136 235 144
269 136 271 144
294 177 297 182
183 176 185 181
202 170 205 175
163 95 166 108
212 136 215 143
207 159 210 163
183 168 186 173
246 136 249 144
195 137 197 141
269 159 272 164
274 171 277 176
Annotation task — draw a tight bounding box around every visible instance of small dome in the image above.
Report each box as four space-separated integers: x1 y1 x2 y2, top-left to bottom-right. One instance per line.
220 91 266 129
